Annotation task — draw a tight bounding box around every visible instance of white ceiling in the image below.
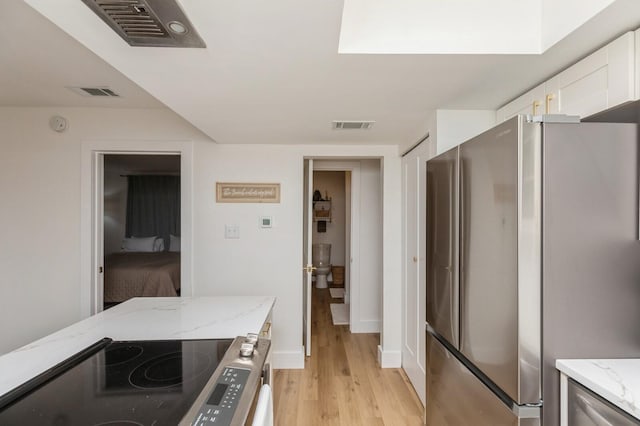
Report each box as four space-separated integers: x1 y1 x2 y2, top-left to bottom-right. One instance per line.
0 1 163 108
8 0 640 146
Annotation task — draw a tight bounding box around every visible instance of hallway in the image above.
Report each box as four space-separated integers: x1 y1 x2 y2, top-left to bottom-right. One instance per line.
273 287 424 425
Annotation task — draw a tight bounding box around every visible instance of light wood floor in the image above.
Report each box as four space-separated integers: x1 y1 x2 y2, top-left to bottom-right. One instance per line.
273 287 424 426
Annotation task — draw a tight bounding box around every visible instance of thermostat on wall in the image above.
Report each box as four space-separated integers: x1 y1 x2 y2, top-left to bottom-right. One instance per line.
260 216 273 228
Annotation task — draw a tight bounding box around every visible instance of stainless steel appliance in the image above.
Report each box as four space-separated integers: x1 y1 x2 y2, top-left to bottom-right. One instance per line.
0 335 271 425
181 335 271 426
425 115 640 426
567 379 640 425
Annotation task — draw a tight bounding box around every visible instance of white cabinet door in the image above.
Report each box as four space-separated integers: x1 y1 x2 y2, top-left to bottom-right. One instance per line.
496 83 546 122
636 29 640 100
545 31 634 118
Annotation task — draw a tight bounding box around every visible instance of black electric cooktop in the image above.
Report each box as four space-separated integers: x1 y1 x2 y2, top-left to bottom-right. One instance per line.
0 338 234 426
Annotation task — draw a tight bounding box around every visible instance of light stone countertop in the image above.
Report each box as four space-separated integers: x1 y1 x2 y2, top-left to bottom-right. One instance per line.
0 296 275 398
556 358 640 420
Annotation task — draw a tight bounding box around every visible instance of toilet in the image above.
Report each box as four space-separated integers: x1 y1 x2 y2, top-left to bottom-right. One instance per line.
312 243 331 289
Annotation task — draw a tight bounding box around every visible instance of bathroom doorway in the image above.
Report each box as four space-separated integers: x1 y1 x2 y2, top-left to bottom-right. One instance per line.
302 158 383 358
311 170 350 326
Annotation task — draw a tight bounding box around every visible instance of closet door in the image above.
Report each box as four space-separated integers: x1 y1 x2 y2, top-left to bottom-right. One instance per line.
401 141 431 405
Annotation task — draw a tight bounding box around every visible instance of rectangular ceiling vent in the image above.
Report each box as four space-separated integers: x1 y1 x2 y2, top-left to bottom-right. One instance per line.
81 0 206 48
68 86 121 97
332 121 375 130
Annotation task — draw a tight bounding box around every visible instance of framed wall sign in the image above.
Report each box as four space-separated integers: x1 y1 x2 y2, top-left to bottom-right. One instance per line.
216 182 281 203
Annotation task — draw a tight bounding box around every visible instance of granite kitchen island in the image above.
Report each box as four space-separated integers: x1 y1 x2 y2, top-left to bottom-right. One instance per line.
0 296 275 398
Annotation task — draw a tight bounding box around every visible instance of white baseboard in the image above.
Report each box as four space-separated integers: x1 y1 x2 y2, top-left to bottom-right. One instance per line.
271 347 305 369
378 345 402 368
350 319 380 333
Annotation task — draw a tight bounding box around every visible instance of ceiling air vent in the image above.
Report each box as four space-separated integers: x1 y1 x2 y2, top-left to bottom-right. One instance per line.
81 0 206 48
332 121 375 130
67 86 121 97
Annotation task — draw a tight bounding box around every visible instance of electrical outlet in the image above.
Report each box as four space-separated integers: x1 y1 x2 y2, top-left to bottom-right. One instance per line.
224 225 240 239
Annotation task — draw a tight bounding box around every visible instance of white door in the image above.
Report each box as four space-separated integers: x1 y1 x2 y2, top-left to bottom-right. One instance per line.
401 144 429 405
94 154 104 312
344 171 351 304
95 153 105 312
302 159 314 356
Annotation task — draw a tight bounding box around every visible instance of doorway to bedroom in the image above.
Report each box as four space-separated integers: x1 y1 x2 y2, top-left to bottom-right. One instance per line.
102 154 181 310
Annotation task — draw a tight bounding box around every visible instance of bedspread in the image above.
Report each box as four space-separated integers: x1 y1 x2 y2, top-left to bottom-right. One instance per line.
104 252 180 302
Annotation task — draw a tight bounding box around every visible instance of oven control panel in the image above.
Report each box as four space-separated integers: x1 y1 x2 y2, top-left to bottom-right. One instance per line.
191 367 250 425
181 336 271 426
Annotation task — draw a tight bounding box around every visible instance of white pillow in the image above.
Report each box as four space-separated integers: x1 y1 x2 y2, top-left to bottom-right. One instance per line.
153 237 165 252
122 236 157 252
169 234 181 252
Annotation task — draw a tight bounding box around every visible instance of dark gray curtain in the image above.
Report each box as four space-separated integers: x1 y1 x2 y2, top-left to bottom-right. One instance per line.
125 176 180 248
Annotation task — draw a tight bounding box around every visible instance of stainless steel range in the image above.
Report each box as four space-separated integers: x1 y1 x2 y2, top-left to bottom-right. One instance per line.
0 335 270 425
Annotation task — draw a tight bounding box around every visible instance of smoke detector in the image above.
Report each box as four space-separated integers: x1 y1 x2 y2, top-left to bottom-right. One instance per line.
332 121 375 130
81 0 205 48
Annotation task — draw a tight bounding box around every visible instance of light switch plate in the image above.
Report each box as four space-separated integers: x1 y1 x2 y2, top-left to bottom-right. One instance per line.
224 225 240 239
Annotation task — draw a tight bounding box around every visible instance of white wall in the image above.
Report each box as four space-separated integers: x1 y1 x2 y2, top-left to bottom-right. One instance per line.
312 171 345 268
191 143 303 367
541 0 615 50
432 109 497 154
0 108 83 353
0 107 207 355
0 107 403 368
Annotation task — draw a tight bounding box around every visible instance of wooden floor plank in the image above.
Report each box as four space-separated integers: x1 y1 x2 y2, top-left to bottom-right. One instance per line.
273 287 424 425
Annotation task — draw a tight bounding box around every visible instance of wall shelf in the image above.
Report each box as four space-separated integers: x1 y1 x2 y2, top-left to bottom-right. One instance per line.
313 200 331 222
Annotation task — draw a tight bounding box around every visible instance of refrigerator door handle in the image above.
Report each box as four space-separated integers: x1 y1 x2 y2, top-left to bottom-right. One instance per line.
458 156 465 354
447 159 456 343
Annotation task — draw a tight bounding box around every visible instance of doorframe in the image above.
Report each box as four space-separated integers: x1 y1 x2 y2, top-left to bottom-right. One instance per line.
308 160 361 333
80 140 193 317
303 159 313 357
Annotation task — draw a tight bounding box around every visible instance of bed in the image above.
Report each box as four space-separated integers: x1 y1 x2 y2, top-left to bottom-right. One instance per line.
104 252 181 303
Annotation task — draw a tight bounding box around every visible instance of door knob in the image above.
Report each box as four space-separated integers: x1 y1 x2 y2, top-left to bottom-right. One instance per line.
303 264 317 273
412 256 418 263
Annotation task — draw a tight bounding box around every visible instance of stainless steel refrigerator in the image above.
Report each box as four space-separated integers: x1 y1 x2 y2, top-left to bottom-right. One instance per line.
425 115 640 426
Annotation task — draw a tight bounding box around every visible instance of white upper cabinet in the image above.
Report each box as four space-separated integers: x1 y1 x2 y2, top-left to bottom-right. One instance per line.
496 83 546 122
545 31 635 118
497 31 636 121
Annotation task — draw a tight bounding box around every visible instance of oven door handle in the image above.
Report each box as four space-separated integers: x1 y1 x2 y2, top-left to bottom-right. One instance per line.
262 363 271 386
251 384 273 426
